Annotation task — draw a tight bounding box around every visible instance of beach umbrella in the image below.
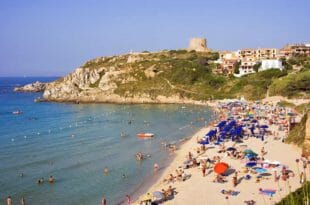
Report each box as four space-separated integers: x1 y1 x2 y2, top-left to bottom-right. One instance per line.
217 121 226 128
246 161 257 167
260 125 269 129
152 191 164 200
199 140 209 145
227 147 236 152
245 154 258 159
254 168 267 173
243 149 257 155
214 162 229 174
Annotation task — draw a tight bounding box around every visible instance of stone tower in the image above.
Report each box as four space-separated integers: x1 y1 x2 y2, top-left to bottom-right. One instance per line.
188 38 209 52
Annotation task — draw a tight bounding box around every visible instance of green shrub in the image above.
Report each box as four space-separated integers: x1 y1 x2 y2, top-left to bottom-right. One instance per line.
276 181 310 205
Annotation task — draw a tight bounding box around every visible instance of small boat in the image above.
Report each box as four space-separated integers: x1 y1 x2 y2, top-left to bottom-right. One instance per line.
12 110 22 115
137 133 154 139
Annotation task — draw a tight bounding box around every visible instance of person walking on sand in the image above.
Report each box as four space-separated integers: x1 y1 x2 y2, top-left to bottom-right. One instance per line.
7 196 12 205
300 171 305 184
233 172 238 187
274 170 279 182
101 197 107 205
202 163 207 177
188 152 193 160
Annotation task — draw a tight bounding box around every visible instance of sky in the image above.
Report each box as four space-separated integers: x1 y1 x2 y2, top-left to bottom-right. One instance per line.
0 0 309 76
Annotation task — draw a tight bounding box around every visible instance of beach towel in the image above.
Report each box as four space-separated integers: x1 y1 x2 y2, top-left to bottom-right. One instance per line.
259 189 276 196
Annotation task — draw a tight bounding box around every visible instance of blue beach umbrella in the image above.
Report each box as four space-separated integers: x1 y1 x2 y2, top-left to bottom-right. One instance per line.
243 149 257 155
254 168 267 173
199 140 209 145
245 154 258 159
246 161 257 167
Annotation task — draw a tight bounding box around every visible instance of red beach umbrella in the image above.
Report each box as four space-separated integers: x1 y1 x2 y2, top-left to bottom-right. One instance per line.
214 162 229 174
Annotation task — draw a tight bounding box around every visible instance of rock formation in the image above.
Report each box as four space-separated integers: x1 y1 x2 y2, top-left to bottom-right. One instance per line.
14 81 47 92
188 38 209 52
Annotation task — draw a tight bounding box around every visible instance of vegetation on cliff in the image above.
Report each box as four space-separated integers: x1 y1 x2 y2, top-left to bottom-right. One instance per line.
276 181 310 205
47 50 309 102
286 114 307 146
269 70 310 98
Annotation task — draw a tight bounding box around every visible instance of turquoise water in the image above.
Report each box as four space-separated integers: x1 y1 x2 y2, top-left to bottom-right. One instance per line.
0 77 215 205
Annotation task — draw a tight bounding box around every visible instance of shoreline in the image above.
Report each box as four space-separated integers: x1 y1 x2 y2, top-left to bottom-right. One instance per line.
130 103 219 204
131 121 214 204
132 99 308 205
114 103 219 205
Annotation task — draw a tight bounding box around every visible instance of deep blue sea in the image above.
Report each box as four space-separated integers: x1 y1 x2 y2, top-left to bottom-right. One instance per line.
0 77 214 205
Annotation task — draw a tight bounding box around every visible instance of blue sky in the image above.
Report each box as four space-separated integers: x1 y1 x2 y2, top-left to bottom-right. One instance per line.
0 0 309 76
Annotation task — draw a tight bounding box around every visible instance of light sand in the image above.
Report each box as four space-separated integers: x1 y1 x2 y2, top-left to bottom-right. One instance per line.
134 104 308 205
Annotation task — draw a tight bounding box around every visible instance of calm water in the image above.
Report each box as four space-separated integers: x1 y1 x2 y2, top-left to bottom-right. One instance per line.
0 77 215 205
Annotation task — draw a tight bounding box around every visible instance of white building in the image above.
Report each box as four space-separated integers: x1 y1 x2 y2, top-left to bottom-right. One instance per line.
259 59 283 71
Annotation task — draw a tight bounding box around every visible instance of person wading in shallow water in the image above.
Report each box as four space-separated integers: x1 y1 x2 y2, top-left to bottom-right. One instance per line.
7 196 12 205
101 197 107 205
126 195 131 205
20 197 26 205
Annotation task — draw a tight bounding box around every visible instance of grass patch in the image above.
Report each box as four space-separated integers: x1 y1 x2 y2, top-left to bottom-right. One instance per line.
285 114 307 146
276 181 310 205
269 70 310 98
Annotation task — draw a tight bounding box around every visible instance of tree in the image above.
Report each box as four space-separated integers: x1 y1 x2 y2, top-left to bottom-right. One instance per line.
233 61 241 74
253 62 262 72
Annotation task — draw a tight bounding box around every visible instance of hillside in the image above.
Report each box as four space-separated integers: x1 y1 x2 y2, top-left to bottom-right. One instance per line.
43 50 310 103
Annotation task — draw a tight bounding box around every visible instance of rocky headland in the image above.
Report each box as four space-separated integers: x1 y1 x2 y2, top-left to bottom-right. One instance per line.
14 81 47 92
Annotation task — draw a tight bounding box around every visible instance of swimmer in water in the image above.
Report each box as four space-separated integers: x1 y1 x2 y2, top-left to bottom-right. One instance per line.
104 167 109 175
48 175 55 183
122 174 127 179
37 177 44 184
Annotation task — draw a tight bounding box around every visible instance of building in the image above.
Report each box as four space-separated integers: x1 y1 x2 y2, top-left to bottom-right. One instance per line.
234 48 279 77
279 43 310 58
238 48 278 61
214 51 239 75
187 38 209 52
259 59 283 71
238 58 257 76
256 48 278 59
238 49 256 60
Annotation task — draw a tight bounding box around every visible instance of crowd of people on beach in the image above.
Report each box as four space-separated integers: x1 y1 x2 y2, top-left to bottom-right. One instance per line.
134 100 309 205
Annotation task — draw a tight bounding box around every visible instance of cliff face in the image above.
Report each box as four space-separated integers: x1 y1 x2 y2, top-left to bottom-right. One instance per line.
43 51 222 103
44 66 116 102
43 64 200 104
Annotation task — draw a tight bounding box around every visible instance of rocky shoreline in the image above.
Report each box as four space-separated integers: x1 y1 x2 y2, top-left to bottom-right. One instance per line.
14 81 47 92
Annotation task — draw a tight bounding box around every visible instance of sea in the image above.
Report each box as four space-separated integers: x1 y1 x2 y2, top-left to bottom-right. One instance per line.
0 77 215 205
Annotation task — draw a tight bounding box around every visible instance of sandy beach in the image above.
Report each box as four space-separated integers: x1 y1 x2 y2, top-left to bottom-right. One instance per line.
134 100 309 205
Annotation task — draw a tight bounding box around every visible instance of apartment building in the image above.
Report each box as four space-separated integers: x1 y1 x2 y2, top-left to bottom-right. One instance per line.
280 43 310 58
